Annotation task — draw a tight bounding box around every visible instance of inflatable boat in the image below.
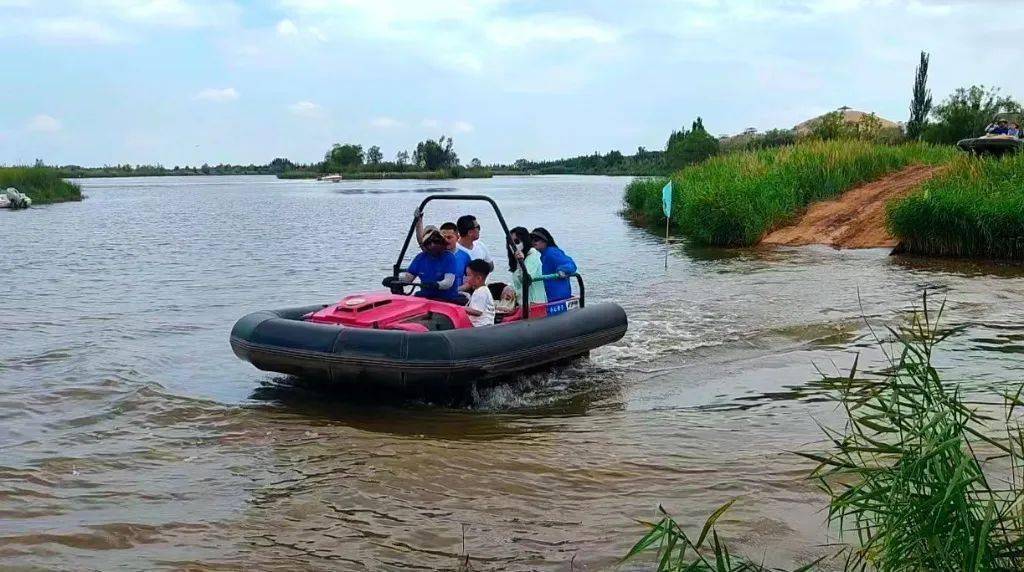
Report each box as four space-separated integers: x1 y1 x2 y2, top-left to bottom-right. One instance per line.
230 194 628 391
957 112 1022 157
956 135 1022 157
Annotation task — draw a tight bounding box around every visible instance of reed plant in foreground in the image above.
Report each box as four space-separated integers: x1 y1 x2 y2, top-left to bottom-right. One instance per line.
621 141 954 246
625 293 1024 571
0 166 82 204
887 153 1024 260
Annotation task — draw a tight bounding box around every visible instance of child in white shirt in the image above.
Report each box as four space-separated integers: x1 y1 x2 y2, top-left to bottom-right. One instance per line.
462 259 495 327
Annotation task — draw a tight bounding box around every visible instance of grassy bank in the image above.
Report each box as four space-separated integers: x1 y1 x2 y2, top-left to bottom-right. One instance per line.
623 141 954 246
888 153 1024 260
0 167 82 204
624 294 1024 571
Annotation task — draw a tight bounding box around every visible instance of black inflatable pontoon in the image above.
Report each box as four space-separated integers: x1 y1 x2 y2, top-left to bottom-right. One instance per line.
230 194 628 391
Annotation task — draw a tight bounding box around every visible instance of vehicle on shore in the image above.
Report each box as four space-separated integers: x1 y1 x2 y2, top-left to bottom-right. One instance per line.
230 194 628 394
956 112 1023 156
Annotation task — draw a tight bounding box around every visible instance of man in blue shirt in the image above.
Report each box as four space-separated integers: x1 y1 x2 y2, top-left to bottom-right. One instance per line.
399 227 461 301
440 222 472 290
987 119 1011 135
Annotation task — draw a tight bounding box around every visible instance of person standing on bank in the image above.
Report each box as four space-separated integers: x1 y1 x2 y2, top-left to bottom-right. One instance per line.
456 215 493 268
530 227 577 303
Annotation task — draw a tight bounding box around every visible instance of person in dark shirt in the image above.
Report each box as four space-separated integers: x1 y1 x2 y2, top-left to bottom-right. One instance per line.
986 119 1011 135
399 228 460 301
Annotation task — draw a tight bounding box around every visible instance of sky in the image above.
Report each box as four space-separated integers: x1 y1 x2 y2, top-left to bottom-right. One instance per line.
1 0 1021 167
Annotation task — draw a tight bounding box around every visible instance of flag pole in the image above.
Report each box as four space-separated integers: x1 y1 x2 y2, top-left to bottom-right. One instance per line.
661 180 673 271
664 215 669 270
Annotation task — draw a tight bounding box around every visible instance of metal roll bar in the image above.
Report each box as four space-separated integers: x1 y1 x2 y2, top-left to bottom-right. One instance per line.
393 194 585 318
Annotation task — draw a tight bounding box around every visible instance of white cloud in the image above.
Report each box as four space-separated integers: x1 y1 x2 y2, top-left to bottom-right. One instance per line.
288 100 322 117
31 18 126 45
99 0 238 28
421 118 441 128
193 87 239 102
276 18 298 36
370 116 403 128
25 114 62 133
485 15 618 47
453 120 475 133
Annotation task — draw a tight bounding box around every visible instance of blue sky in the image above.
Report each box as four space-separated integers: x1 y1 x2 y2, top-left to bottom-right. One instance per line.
1 0 1020 167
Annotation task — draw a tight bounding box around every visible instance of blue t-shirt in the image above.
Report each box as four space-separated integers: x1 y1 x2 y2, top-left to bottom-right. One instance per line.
408 250 460 300
452 249 472 290
540 245 577 302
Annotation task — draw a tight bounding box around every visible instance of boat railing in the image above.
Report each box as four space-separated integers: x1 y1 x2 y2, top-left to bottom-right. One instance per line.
529 272 585 308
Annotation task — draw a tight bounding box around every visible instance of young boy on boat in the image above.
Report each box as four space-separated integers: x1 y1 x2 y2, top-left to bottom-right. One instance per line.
461 259 495 327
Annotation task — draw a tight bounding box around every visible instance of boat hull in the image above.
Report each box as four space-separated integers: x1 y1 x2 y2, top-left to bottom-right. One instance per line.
956 136 1022 156
230 302 627 390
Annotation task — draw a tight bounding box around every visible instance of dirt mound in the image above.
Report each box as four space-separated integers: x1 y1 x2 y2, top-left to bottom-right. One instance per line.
761 164 941 249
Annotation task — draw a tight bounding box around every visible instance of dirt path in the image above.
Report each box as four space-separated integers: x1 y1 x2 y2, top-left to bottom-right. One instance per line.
761 164 941 249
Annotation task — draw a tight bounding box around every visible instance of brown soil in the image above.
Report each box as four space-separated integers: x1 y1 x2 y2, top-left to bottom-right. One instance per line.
761 164 941 249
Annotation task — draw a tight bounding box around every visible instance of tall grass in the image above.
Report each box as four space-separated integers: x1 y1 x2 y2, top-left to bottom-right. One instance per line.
0 166 82 204
805 294 1024 570
887 153 1024 260
625 294 1024 571
622 141 954 246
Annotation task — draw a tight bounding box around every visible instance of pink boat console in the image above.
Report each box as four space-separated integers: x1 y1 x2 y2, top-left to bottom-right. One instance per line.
304 292 571 332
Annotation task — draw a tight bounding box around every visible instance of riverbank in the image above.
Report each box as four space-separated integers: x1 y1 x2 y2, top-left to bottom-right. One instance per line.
0 167 82 205
622 141 955 246
762 164 943 248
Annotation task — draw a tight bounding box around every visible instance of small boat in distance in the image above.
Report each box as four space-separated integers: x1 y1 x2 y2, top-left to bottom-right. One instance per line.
230 194 628 394
317 173 343 182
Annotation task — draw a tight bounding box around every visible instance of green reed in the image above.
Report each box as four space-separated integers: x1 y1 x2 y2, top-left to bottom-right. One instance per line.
621 141 954 246
887 153 1024 260
0 166 82 204
624 293 1024 571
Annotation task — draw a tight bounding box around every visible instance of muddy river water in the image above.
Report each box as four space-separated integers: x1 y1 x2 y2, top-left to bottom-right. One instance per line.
2 175 1024 570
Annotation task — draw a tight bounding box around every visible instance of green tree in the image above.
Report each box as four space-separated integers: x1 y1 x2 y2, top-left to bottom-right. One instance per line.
906 51 932 140
366 145 383 165
323 143 364 172
923 85 1022 144
395 150 410 167
665 117 719 171
267 157 295 174
809 111 848 140
469 157 482 169
414 135 458 170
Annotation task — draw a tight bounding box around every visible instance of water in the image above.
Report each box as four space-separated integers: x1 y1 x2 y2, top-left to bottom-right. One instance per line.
2 175 1023 570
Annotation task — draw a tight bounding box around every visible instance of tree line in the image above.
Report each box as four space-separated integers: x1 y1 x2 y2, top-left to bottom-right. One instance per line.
42 53 1020 180
320 135 481 174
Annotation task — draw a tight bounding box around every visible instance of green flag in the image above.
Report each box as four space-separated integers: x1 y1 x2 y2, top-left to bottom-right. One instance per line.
662 180 673 218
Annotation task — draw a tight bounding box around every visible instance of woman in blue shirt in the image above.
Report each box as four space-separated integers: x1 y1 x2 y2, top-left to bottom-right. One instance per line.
530 227 577 302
